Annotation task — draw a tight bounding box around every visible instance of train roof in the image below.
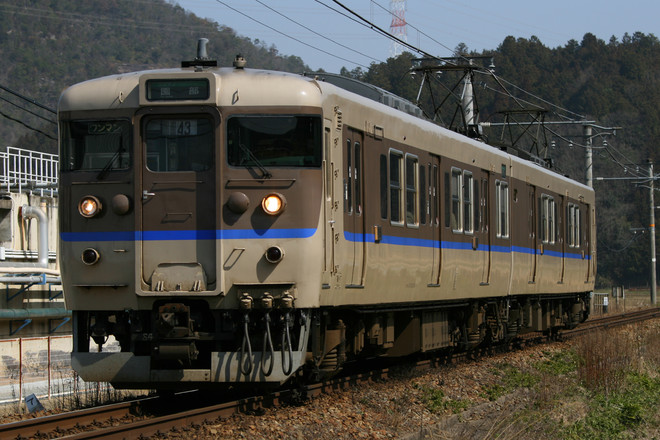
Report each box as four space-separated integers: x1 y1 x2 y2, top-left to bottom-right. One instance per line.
58 64 593 201
58 67 325 112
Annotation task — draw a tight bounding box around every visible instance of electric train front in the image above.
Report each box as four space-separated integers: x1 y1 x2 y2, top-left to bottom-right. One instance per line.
58 61 325 389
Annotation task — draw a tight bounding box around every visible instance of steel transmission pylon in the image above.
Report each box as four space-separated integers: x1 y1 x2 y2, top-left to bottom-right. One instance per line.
389 0 407 58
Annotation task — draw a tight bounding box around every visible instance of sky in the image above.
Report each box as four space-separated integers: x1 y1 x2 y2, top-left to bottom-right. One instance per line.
174 0 659 73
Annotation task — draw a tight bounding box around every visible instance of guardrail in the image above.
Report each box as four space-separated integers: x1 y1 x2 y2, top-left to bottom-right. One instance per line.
0 147 58 196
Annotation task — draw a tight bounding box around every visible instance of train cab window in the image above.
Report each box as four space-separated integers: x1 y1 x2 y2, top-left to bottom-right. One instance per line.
389 150 403 225
541 194 556 244
405 154 419 227
61 120 131 171
568 203 581 248
495 180 509 238
463 171 474 234
145 118 213 172
227 115 322 167
450 168 462 232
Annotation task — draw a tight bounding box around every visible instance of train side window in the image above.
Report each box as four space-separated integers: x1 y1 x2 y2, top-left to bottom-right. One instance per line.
389 150 404 225
541 194 556 244
405 154 419 227
567 203 581 248
444 172 450 228
433 165 438 226
576 207 581 247
567 204 574 247
450 168 462 232
420 164 427 225
379 155 388 220
495 180 509 238
463 171 474 234
344 139 352 214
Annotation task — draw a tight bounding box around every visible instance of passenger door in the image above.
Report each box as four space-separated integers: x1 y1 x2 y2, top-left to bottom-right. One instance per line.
527 185 537 284
344 128 365 287
477 172 491 285
140 111 218 292
429 156 441 286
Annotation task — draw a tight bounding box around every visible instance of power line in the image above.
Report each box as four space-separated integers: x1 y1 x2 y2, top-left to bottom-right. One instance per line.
0 85 56 115
213 0 371 69
370 0 456 56
327 0 438 60
253 0 383 65
0 95 56 126
0 108 56 141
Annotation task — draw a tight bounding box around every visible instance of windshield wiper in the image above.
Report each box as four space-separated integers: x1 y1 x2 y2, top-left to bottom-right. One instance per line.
96 137 125 180
238 143 272 179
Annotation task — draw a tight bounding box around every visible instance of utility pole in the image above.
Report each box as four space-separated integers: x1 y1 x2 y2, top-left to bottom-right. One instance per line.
649 160 657 304
595 164 656 304
585 125 593 188
584 124 620 188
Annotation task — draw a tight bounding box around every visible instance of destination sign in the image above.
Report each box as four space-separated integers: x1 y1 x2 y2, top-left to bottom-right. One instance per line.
146 79 210 101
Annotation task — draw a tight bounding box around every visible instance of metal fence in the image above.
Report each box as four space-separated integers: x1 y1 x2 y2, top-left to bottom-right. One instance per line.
0 147 58 196
592 292 610 315
0 335 73 404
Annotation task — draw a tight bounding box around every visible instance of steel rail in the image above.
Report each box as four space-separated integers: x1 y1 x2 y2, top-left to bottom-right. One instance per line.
7 308 660 439
0 398 150 439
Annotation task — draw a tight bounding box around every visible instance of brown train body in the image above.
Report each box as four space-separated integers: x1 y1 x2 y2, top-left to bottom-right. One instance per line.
58 60 594 390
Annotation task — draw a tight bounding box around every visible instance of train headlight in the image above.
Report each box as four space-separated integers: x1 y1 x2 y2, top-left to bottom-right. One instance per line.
262 193 286 215
81 248 100 265
79 196 102 218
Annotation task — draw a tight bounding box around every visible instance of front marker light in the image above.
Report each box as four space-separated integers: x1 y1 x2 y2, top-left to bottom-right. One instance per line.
81 248 100 265
79 196 102 218
262 193 286 215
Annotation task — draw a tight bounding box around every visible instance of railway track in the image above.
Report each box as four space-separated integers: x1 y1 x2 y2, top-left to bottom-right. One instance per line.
4 307 659 439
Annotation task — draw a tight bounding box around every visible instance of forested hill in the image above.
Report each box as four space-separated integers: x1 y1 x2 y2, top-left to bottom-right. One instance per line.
1 0 658 287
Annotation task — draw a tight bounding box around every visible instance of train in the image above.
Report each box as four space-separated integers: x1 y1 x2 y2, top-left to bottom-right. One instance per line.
58 41 595 390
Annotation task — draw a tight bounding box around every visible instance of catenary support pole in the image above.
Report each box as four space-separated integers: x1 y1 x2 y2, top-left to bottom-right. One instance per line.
649 160 657 305
584 125 593 188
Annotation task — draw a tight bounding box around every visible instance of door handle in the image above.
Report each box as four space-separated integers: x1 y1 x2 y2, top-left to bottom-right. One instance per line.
142 190 155 200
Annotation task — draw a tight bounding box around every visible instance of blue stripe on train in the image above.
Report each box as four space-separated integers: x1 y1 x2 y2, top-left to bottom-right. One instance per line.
344 231 590 260
60 228 317 242
60 228 589 261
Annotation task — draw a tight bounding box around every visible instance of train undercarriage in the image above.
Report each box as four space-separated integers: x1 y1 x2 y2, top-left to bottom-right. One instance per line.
73 292 590 388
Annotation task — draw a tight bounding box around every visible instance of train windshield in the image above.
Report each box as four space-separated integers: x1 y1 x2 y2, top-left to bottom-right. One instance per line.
144 117 214 172
61 120 131 171
227 115 322 167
